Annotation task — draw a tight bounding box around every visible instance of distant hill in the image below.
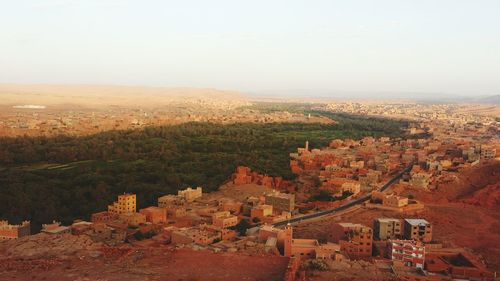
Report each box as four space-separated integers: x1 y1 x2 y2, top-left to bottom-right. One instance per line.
0 84 246 107
475 95 500 105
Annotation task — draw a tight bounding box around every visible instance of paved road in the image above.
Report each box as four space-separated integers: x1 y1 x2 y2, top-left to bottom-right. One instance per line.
271 164 413 227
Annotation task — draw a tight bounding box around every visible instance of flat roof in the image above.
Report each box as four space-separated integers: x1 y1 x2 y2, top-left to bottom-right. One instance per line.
405 219 429 226
338 222 366 228
376 218 400 223
42 226 70 234
292 239 319 247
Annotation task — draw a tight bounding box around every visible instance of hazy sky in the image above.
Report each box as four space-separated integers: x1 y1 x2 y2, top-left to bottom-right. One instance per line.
1 0 499 96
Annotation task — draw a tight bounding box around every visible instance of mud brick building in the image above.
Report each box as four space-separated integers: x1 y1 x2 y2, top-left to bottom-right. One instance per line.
0 220 30 240
108 193 136 215
330 223 373 259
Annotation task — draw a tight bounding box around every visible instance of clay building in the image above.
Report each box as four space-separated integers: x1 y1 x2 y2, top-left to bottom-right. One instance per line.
119 212 146 227
41 221 71 235
409 169 431 189
388 239 425 269
359 170 382 191
108 193 136 215
383 194 409 208
218 199 243 215
0 220 31 240
88 223 126 245
169 225 220 245
158 194 185 207
231 166 291 189
290 159 302 174
250 204 273 220
71 221 93 235
330 223 373 259
281 224 341 260
403 219 432 243
139 206 167 224
157 194 187 218
341 181 361 195
167 206 187 218
232 166 253 185
264 191 295 213
315 243 342 260
91 211 119 223
178 187 202 202
426 252 495 280
211 211 238 228
283 224 316 258
480 145 496 160
374 218 402 240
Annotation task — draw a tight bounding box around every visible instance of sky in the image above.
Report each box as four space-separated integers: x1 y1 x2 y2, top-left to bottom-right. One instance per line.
1 0 499 97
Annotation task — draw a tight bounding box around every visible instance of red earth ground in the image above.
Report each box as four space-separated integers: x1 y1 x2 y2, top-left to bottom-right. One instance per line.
0 237 289 281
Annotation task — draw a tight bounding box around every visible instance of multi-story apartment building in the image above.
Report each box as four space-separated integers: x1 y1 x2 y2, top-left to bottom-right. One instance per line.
108 193 136 215
373 218 402 240
330 223 373 258
388 239 425 269
264 190 295 213
403 219 432 242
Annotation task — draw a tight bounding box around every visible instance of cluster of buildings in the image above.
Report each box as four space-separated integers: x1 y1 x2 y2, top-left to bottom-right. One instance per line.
399 139 498 191
373 218 432 269
60 184 298 251
325 102 498 127
231 166 294 192
253 217 431 265
291 134 498 204
291 137 409 203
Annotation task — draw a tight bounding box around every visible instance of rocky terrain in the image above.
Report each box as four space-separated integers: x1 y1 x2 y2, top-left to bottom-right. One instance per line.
460 183 499 209
0 233 289 281
307 260 395 281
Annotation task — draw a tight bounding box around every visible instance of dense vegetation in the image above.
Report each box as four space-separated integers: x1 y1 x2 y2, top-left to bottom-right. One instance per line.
308 190 354 202
0 110 409 230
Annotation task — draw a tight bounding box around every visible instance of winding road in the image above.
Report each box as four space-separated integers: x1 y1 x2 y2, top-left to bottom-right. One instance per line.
271 164 413 227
